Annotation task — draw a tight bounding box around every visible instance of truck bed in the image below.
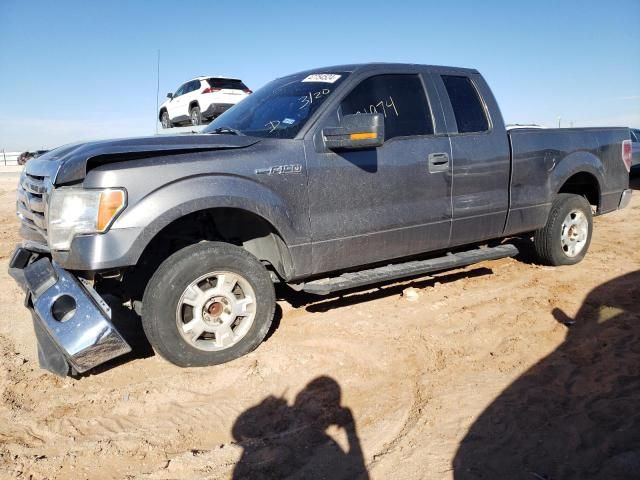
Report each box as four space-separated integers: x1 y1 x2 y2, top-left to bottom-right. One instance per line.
505 127 630 235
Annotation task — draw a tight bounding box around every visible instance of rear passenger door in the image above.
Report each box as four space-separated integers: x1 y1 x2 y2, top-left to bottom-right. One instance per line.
433 73 511 246
306 73 453 274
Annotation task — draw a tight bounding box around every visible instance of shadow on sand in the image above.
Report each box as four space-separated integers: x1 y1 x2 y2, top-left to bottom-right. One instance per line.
231 376 369 480
453 270 640 479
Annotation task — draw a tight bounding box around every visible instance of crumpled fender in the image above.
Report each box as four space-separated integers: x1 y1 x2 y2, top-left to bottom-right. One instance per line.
113 174 303 263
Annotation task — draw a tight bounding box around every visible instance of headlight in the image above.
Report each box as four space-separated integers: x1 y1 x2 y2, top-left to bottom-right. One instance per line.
48 188 126 250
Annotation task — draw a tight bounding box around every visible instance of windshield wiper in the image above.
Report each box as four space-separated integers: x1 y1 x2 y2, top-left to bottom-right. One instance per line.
207 126 245 136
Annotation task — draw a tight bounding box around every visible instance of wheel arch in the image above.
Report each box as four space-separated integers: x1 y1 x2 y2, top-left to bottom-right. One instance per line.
114 175 304 291
557 171 601 211
551 151 605 212
141 206 295 277
116 205 297 302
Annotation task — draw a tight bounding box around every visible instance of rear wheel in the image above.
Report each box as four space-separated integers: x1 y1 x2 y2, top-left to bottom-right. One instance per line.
190 105 202 126
161 111 171 129
534 194 593 266
141 242 275 367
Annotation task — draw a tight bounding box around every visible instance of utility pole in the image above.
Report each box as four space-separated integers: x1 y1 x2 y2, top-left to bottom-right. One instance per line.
155 49 160 135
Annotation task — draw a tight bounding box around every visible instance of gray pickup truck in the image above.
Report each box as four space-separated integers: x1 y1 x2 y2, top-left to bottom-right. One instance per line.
9 63 633 376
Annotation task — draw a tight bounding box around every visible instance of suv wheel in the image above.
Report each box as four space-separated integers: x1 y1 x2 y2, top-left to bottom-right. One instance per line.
190 106 202 126
161 111 171 129
141 242 275 367
533 193 593 266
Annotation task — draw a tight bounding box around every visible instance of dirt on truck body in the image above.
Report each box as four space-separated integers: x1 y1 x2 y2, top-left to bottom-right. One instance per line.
2 62 638 479
6 63 632 377
0 173 638 479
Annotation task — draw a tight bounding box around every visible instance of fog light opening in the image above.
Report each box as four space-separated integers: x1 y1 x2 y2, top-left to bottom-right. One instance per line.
51 295 77 322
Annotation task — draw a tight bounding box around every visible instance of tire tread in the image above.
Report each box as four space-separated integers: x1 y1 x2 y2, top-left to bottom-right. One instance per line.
141 242 275 367
533 194 592 266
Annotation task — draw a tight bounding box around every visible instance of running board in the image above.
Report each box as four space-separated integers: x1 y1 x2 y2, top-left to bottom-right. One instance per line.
300 244 518 295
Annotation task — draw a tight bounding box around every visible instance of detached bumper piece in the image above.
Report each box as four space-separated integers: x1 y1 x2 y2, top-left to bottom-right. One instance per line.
8 248 131 377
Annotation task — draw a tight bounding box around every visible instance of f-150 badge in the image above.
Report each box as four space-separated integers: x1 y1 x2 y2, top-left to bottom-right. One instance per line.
255 164 303 175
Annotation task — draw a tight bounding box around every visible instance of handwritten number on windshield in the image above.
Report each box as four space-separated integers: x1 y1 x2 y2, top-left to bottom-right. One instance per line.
265 120 281 133
266 88 332 133
298 89 331 110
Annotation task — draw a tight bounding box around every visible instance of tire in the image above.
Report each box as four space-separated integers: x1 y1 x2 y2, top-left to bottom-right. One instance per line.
141 242 275 367
161 111 171 129
533 193 593 266
190 105 202 126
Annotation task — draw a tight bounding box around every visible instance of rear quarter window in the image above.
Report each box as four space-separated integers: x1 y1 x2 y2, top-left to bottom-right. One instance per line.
442 75 489 134
208 78 249 90
185 81 200 93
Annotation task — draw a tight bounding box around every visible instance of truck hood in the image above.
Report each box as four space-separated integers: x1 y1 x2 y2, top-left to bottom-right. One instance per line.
25 134 261 184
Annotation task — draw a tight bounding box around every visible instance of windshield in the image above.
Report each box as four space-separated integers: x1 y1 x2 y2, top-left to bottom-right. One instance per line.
203 72 349 139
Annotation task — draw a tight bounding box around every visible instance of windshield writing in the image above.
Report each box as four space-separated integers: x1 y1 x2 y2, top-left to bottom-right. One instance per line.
203 72 349 139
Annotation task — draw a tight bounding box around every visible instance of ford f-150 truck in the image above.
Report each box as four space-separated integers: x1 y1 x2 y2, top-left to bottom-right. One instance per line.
9 63 634 376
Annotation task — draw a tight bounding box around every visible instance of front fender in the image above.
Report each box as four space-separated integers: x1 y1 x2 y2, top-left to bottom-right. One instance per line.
115 174 305 258
54 174 308 272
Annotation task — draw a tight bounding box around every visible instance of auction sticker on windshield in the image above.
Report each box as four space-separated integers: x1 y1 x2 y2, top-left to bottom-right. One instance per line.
302 74 342 83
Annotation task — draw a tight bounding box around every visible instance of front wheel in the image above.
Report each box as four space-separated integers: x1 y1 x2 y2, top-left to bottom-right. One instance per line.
533 193 593 266
141 242 275 367
190 106 202 126
160 111 172 129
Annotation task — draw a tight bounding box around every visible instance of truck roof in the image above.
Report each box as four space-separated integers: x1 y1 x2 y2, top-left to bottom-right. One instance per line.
190 64 478 86
288 62 479 77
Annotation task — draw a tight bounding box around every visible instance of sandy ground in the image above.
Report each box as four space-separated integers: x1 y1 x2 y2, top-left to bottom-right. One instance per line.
0 173 638 479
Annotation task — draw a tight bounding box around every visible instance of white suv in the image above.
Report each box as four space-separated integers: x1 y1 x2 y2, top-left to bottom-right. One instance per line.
159 76 251 128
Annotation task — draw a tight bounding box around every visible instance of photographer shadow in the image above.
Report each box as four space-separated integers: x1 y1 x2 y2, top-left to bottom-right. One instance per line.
453 270 640 479
231 376 369 480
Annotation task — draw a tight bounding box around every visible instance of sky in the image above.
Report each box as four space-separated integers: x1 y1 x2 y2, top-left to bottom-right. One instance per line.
0 0 638 151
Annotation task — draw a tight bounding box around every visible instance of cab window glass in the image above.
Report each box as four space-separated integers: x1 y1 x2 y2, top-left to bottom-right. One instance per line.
174 84 187 97
187 81 199 93
340 74 434 140
441 75 489 133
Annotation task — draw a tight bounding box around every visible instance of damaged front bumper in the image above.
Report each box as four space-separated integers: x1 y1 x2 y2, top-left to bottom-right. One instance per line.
8 247 131 377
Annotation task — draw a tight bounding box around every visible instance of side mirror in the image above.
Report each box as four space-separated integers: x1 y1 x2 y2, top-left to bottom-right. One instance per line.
322 113 385 150
166 93 173 99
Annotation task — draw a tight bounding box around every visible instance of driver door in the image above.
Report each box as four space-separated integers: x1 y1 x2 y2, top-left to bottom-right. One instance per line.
305 73 453 274
167 83 187 120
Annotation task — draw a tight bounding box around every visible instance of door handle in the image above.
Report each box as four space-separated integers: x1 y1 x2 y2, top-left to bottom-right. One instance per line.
428 152 449 173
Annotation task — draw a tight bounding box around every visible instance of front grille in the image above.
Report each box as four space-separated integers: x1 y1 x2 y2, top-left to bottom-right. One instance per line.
16 173 50 241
